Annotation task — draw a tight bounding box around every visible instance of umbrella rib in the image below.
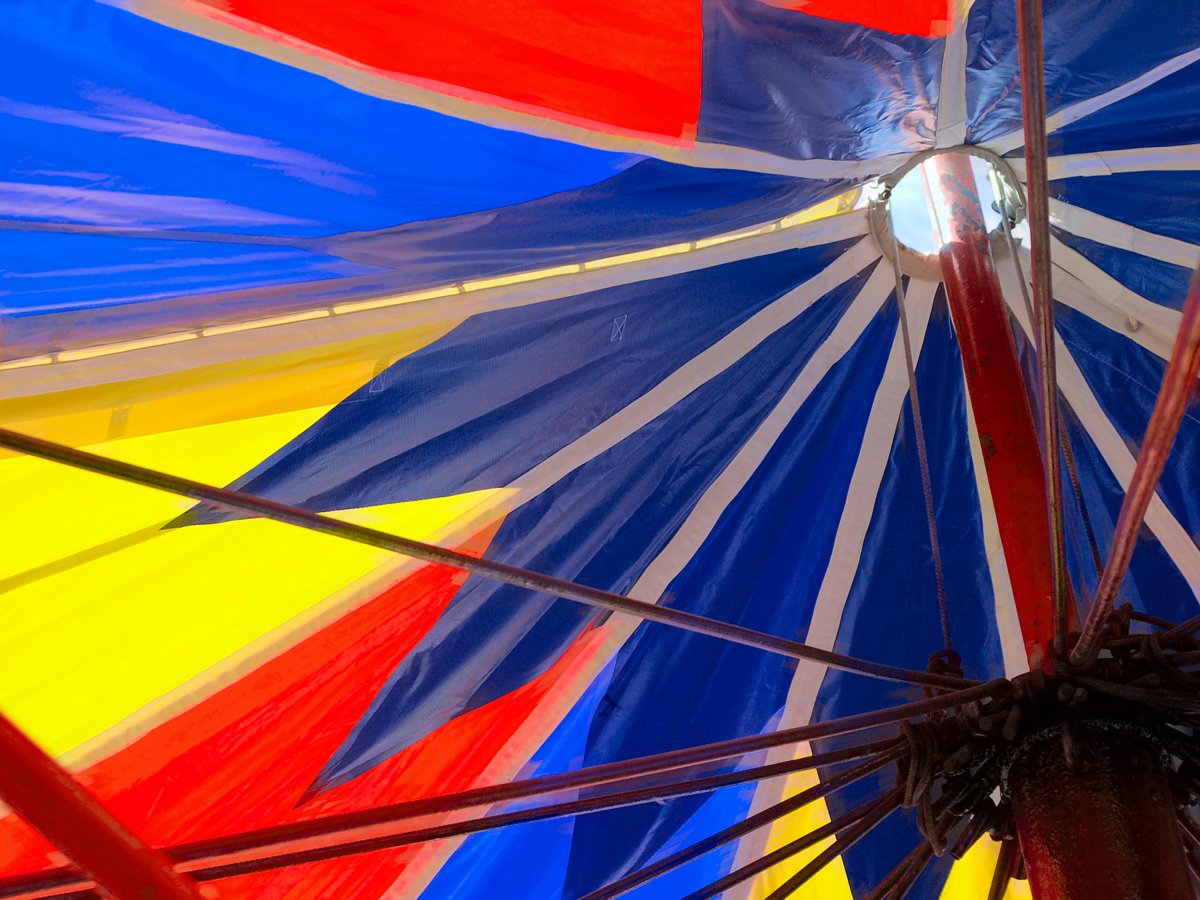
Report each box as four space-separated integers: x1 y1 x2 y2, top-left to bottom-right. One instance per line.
184 752 888 883
1071 263 1200 665
987 839 1019 900
579 746 905 900
0 427 973 690
998 257 1200 591
762 785 904 900
684 787 899 900
1017 0 1071 655
2 678 1003 897
865 840 934 900
887 199 953 654
0 744 903 897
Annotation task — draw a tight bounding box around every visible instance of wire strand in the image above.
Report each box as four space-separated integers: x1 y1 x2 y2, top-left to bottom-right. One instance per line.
886 206 953 652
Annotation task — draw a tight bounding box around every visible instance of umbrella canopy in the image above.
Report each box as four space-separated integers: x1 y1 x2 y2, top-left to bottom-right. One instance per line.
1 0 1198 896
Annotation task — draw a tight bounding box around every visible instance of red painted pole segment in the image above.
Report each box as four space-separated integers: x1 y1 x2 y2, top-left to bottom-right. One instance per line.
0 710 203 900
1008 723 1193 899
928 153 1058 670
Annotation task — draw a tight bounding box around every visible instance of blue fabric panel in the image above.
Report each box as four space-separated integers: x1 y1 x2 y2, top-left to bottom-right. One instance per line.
1049 172 1200 246
813 295 1007 894
1047 58 1200 156
318 160 847 289
618 781 759 900
424 676 762 900
420 665 616 900
1017 302 1195 622
0 230 381 318
1056 306 1200 560
1 159 843 357
300 253 880 792
966 0 1200 146
188 241 862 520
699 0 942 161
1 2 635 238
561 301 898 896
1053 229 1195 312
1056 404 1197 627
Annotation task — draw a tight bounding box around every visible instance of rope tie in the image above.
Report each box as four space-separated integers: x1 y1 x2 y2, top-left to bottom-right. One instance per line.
899 720 947 855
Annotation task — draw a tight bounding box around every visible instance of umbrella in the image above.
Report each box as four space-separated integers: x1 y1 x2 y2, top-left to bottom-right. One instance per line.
0 0 1198 896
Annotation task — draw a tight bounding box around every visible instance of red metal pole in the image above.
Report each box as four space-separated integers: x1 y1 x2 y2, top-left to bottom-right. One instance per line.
0 710 202 900
1008 723 1193 899
926 154 1193 899
927 152 1060 670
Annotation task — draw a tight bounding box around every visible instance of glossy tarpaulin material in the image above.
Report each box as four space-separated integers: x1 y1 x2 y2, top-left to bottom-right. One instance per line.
0 0 1198 897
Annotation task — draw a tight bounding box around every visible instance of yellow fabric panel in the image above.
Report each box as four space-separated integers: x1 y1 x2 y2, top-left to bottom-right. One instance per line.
0 487 502 759
941 836 1033 900
0 406 333 584
0 318 461 452
748 763 854 899
0 398 505 758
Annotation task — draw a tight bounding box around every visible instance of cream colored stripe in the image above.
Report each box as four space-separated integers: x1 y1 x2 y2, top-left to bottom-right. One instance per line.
1008 143 1200 181
511 238 881 502
1047 238 1182 361
999 255 1200 598
987 48 1200 155
1 210 869 397
727 277 937 896
112 0 900 181
398 258 898 897
1050 198 1200 269
935 0 975 148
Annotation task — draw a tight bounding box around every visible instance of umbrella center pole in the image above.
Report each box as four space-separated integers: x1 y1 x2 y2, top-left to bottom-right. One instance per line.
878 150 1196 899
924 150 1058 671
1007 721 1192 899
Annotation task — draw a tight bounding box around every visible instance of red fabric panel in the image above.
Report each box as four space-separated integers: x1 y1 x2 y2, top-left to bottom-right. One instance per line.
0 521 613 898
197 0 703 142
0 523 499 870
215 627 610 899
763 0 951 36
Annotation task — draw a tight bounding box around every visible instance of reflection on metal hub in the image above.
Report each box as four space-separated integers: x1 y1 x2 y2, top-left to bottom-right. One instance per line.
868 147 1027 280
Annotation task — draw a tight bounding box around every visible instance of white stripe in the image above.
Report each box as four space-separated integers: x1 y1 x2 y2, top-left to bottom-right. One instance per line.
1050 198 1200 269
508 239 882 502
116 0 900 182
397 253 897 898
658 147 908 182
343 240 883 638
999 258 1200 598
726 278 938 895
1049 237 1182 361
935 0 975 148
1008 144 1200 180
628 259 899 602
987 48 1200 155
2 210 871 399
